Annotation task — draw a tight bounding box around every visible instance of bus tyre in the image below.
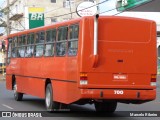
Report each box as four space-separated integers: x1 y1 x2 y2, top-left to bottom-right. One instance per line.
45 84 60 112
13 81 23 101
94 101 117 113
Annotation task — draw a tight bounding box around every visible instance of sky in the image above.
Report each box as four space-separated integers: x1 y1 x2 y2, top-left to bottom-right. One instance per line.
0 0 4 16
99 0 119 15
0 0 4 7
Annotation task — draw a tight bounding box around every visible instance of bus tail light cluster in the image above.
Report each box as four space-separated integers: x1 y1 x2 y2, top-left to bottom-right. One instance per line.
151 74 156 86
80 73 88 85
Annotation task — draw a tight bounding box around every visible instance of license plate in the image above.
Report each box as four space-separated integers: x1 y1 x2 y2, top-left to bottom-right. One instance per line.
113 74 128 80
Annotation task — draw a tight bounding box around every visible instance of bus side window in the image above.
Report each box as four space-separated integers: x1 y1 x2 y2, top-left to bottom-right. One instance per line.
25 33 34 57
18 35 26 58
7 38 12 64
11 37 18 58
56 26 68 56
35 31 45 57
44 29 56 57
68 24 79 56
17 36 21 57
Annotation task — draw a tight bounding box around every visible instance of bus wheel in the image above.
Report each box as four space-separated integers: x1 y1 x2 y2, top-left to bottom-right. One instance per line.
13 81 23 101
94 101 117 113
45 84 60 112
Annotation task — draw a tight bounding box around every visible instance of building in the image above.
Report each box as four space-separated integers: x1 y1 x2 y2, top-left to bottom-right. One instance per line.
0 0 99 34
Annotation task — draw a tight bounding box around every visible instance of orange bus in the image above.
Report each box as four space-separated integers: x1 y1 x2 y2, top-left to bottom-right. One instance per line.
6 16 157 112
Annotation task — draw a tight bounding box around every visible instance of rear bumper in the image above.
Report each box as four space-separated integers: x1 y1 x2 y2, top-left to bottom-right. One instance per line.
80 89 156 101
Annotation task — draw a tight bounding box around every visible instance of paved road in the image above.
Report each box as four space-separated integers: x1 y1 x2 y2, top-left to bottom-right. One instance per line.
0 77 160 120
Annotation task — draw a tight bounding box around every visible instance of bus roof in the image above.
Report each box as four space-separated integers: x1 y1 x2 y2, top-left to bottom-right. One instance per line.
7 17 82 38
7 15 155 38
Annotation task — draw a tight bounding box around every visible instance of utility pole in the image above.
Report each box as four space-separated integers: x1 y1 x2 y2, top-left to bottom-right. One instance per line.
69 0 72 19
6 0 10 35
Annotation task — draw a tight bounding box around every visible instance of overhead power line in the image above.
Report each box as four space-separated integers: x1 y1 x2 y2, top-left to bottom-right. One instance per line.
10 27 24 31
104 0 156 16
4 0 150 21
46 0 155 19
0 0 156 32
45 0 83 14
48 0 110 18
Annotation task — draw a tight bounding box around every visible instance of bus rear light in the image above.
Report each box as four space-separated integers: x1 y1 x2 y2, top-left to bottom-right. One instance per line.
80 73 88 85
80 73 87 77
151 74 156 86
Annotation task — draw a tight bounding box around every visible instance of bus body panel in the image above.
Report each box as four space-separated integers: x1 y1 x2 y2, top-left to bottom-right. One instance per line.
6 75 12 90
80 89 156 100
6 57 80 103
79 17 157 90
51 81 80 104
